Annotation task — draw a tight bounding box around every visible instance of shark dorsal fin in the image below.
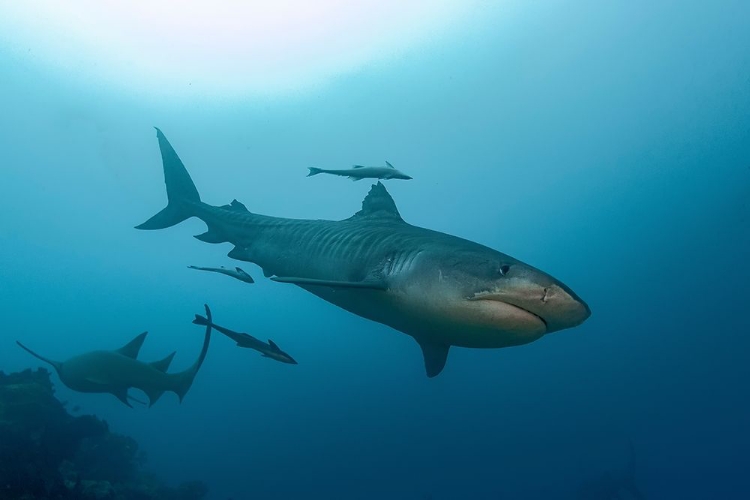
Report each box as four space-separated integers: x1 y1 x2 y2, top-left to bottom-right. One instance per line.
268 339 279 350
149 351 176 372
416 338 450 378
116 332 148 359
351 182 403 221
385 161 394 168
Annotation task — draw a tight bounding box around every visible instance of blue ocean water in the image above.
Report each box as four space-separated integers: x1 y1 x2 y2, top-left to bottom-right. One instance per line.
1 1 748 499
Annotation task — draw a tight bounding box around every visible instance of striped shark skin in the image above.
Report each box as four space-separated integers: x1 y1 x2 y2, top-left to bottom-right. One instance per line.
136 128 590 377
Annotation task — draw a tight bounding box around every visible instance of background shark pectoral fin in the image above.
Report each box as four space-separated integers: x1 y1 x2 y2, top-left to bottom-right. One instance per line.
115 332 148 359
270 276 387 290
416 338 450 378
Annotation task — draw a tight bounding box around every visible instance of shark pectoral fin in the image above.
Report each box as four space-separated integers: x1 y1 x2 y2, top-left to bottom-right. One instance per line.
112 389 134 408
416 339 450 378
270 276 387 290
194 228 226 243
149 351 176 372
116 332 148 359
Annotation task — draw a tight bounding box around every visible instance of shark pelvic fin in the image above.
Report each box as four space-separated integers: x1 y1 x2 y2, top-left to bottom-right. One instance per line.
145 388 166 407
149 351 176 372
351 182 403 221
416 338 450 378
115 332 148 359
112 389 134 408
270 276 387 290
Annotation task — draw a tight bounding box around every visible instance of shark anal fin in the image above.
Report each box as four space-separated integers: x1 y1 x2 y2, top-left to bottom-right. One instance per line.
116 332 148 359
194 228 226 243
228 246 253 262
416 339 450 378
270 276 387 290
149 351 176 372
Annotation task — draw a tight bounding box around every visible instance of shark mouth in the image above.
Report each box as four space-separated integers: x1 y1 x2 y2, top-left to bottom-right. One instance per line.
468 293 548 330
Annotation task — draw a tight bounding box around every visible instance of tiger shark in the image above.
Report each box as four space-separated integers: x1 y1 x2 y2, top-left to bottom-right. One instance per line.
137 128 590 377
16 305 213 406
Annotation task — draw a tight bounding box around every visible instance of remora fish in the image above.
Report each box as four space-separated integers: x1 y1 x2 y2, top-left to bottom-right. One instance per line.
307 161 412 181
193 311 297 364
16 305 213 406
188 265 255 284
137 129 590 377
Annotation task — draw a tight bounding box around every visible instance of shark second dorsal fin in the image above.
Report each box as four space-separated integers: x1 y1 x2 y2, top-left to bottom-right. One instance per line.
416 338 450 378
351 182 403 221
116 332 148 359
149 351 176 372
230 199 249 212
352 164 366 169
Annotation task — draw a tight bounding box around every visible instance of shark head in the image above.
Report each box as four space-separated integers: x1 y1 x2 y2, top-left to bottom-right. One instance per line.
263 340 298 364
404 245 590 347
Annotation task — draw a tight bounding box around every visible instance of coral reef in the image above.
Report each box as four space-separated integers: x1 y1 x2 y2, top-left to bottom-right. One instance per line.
0 368 207 500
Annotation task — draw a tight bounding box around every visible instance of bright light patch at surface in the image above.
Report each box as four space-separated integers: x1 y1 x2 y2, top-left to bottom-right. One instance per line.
0 0 489 100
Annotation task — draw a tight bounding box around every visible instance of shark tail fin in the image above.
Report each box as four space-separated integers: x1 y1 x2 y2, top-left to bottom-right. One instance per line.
172 305 213 403
307 167 323 177
16 341 63 373
136 128 201 230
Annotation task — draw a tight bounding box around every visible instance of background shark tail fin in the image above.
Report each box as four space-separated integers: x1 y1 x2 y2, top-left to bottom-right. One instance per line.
307 167 323 177
173 305 213 403
16 341 63 373
136 128 201 230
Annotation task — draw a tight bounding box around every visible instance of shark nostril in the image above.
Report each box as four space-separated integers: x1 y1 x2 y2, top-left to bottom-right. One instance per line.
542 288 549 302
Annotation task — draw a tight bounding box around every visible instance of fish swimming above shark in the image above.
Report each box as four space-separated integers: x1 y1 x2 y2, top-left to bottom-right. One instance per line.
307 161 412 181
16 305 213 407
137 128 590 377
193 310 297 364
188 265 255 284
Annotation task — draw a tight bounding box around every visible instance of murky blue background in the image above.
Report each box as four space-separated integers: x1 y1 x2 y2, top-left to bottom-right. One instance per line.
1 2 748 498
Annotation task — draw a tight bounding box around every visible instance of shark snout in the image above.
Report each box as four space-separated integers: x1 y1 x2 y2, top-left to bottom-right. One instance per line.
540 283 591 333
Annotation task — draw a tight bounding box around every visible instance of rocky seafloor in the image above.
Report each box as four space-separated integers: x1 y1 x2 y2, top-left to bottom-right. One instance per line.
0 368 208 500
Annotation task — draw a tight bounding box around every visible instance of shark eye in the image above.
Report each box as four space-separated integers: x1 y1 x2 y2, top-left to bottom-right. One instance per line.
499 265 510 276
